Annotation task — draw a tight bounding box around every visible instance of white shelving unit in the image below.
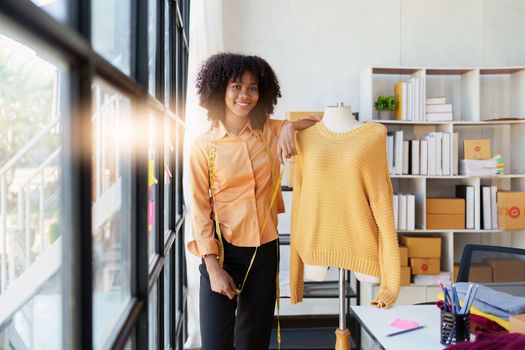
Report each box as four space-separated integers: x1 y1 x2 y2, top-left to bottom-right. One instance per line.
360 66 525 305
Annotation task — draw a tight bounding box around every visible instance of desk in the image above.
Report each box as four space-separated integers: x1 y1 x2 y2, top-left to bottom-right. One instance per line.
351 305 444 350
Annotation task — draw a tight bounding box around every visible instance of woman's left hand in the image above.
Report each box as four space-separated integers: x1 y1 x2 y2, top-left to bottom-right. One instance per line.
277 121 296 163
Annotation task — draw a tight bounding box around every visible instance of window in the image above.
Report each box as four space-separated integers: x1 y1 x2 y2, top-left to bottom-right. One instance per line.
0 0 190 348
148 0 158 96
148 112 159 259
91 0 131 75
0 27 66 350
91 79 132 348
148 283 158 349
31 0 66 22
164 118 174 234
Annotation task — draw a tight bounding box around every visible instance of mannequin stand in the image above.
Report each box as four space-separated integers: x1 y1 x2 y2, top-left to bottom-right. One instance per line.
335 268 351 350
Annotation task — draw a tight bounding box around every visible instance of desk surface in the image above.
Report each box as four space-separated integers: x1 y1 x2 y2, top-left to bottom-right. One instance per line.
351 305 444 350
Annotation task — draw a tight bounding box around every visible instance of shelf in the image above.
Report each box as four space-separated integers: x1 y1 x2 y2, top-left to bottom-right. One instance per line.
398 229 505 234
391 174 525 179
361 65 525 305
280 281 357 299
376 119 525 125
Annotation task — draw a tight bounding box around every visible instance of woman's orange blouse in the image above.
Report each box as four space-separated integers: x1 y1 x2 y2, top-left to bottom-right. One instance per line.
187 118 286 257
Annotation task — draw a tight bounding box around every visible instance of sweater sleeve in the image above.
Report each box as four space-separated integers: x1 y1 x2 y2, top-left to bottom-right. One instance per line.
363 127 400 308
290 137 305 304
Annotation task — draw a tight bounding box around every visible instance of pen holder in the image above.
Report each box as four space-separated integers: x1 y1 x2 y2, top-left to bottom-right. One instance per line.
440 309 470 346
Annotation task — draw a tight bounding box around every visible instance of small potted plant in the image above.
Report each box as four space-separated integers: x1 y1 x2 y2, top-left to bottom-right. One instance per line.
374 95 397 120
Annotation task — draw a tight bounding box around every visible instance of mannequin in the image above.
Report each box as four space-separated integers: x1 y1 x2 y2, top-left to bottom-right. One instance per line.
314 103 381 285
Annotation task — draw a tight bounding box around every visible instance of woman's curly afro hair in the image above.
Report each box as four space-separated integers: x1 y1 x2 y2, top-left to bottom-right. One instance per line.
196 53 282 130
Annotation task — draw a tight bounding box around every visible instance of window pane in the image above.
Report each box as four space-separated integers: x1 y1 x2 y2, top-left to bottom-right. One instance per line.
148 113 158 258
164 118 174 234
164 251 171 348
31 0 67 23
0 30 65 349
175 124 182 221
92 0 131 75
148 0 157 96
148 283 158 350
91 79 132 348
164 0 171 107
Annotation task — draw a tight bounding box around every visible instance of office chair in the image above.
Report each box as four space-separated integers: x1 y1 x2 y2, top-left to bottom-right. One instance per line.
457 244 525 297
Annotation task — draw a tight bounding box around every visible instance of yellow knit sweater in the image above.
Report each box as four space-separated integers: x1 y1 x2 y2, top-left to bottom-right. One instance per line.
290 121 400 308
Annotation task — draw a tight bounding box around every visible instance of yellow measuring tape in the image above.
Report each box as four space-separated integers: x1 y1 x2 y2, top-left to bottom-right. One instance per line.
208 129 283 349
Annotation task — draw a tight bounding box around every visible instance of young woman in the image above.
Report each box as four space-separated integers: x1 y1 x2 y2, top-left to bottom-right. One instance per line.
187 53 317 350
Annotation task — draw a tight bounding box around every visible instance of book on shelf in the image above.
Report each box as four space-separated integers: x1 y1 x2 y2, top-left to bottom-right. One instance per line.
411 140 420 175
394 82 407 120
414 78 419 121
387 131 395 174
426 104 453 113
491 186 498 230
408 79 414 121
402 141 409 175
398 194 407 230
456 185 475 229
420 140 428 175
407 194 415 231
393 194 399 229
442 132 451 176
426 134 436 175
420 75 426 121
426 112 453 122
452 132 459 175
481 186 492 230
394 130 403 175
435 132 443 176
395 193 415 231
426 96 447 105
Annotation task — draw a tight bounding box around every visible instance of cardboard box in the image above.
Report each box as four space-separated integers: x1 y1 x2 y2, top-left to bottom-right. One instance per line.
400 236 441 258
285 111 324 121
464 139 491 160
497 191 525 230
426 214 465 229
510 314 525 334
426 198 465 214
468 264 493 283
426 198 465 229
399 246 408 267
410 258 440 275
400 266 411 286
484 259 525 282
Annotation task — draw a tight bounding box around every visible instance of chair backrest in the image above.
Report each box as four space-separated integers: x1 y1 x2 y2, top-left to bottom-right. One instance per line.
457 244 525 297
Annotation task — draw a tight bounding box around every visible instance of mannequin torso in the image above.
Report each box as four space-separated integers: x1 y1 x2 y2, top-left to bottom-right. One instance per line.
322 105 361 132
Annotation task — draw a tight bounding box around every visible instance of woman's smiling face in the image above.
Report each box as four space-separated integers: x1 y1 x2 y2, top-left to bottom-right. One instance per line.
224 70 259 119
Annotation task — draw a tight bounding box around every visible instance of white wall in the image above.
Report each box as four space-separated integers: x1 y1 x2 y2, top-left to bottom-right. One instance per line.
222 0 525 118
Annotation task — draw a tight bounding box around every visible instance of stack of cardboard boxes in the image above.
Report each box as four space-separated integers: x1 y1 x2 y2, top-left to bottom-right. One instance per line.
399 246 410 286
400 236 442 280
426 198 465 229
454 258 525 283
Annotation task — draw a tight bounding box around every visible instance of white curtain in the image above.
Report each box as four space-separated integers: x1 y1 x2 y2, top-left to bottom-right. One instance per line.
183 0 224 348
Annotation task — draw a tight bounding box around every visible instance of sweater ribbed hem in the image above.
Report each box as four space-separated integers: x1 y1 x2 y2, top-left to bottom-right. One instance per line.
297 249 381 277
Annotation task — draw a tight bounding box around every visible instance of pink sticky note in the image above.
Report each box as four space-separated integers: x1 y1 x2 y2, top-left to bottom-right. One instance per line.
389 318 421 330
